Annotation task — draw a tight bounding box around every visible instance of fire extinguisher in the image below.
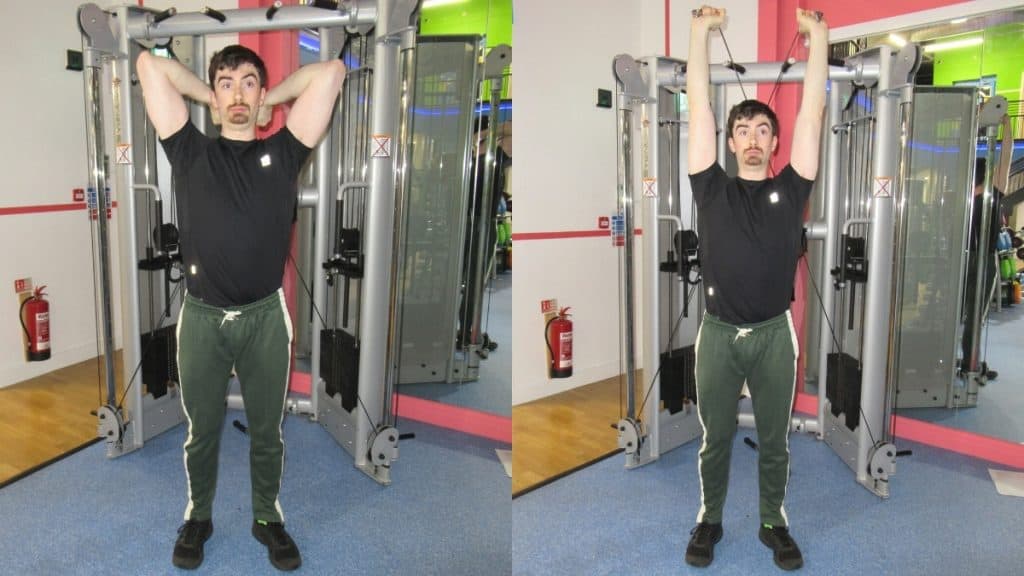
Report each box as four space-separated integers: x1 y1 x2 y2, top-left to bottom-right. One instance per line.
545 307 573 378
20 286 51 362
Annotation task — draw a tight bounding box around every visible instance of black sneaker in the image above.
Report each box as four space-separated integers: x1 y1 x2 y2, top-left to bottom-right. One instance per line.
252 520 302 571
172 519 213 570
684 522 723 567
759 524 804 571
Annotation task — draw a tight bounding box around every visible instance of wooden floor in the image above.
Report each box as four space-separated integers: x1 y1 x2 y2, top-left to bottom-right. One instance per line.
0 354 124 486
512 374 644 495
7 353 634 496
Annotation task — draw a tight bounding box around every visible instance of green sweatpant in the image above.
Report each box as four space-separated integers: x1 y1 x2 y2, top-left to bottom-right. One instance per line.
694 311 798 527
176 288 293 523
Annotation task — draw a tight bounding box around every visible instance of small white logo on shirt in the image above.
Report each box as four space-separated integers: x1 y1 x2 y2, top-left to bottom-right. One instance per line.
260 154 272 168
769 191 780 204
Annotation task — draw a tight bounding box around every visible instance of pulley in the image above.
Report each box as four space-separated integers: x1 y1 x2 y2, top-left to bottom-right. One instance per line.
616 418 644 455
867 441 897 481
97 404 125 445
368 425 399 467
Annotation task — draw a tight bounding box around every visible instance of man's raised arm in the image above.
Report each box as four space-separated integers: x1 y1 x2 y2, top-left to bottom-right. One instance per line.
687 5 726 175
995 113 1014 194
790 9 829 181
135 51 211 139
264 60 347 148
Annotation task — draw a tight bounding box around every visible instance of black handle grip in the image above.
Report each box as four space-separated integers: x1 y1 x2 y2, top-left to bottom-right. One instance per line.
202 6 227 23
266 1 282 20
153 8 177 24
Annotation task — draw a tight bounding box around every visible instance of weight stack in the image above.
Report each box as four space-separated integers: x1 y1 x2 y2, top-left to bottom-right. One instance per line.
660 345 697 414
141 325 178 399
826 352 861 431
320 329 359 413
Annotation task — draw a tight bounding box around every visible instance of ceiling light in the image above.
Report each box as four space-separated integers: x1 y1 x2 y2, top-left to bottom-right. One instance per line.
888 33 907 47
950 17 968 24
923 37 983 53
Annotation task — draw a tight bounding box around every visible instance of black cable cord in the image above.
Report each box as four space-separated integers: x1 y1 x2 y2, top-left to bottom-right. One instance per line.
767 32 802 108
634 288 691 426
287 253 379 432
717 29 748 101
801 254 877 447
115 278 183 410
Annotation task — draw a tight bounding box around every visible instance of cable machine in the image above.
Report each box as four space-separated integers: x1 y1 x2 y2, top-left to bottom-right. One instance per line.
78 0 418 485
612 43 922 497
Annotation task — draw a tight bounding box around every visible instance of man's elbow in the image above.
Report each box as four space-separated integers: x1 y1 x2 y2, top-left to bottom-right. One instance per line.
326 60 347 90
136 51 152 74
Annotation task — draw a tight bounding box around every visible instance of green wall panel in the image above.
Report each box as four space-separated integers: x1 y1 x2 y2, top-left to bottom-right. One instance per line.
933 23 1023 101
420 0 512 49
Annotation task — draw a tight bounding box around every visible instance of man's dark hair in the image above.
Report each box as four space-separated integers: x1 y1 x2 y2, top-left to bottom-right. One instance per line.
726 99 779 139
975 157 988 187
208 45 267 88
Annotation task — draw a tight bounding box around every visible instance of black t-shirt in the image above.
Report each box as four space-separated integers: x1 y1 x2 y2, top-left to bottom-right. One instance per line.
690 163 814 325
969 187 1003 253
160 122 312 307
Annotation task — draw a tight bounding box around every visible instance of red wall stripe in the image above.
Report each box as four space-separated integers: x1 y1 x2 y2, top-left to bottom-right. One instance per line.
512 229 643 242
0 202 117 217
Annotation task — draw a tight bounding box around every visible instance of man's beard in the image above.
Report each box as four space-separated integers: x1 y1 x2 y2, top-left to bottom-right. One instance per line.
227 105 250 124
743 147 764 166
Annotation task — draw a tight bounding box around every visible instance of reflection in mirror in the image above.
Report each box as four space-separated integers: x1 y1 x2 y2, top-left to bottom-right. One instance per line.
395 0 513 418
292 0 512 424
831 9 1024 444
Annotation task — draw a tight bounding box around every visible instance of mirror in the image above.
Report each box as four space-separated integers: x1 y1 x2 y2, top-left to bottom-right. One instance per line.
829 8 1024 446
295 0 511 421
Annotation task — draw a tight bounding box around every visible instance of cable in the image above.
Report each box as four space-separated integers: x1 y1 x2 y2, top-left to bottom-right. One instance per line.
634 288 691 426
801 254 877 447
287 253 378 433
766 32 802 108
717 29 748 101
115 278 183 410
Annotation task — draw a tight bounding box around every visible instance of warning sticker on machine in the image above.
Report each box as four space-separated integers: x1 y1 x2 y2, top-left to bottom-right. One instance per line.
372 134 392 158
116 143 131 165
873 177 892 198
642 177 657 198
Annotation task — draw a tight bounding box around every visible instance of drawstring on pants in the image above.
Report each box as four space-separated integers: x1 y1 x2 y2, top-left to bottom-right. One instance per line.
734 327 753 343
220 310 242 328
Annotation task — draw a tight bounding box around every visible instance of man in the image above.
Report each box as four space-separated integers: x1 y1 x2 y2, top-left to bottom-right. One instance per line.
683 6 827 571
459 117 512 351
962 112 1013 378
136 45 345 571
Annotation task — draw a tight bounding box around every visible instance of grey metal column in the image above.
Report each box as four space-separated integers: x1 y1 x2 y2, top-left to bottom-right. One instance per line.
612 55 651 467
383 26 419 423
816 83 844 435
79 5 120 453
855 44 918 496
353 0 417 483
638 56 663 459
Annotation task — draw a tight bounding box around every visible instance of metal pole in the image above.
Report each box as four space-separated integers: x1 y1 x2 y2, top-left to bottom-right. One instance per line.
355 0 399 472
81 47 117 408
114 5 145 451
641 64 660 452
817 84 843 435
884 87 916 438
383 27 418 425
858 45 896 489
124 2 378 39
310 28 336 421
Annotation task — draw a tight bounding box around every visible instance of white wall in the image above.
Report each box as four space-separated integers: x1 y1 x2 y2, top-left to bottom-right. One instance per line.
512 0 641 405
511 0 760 405
0 1 238 389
